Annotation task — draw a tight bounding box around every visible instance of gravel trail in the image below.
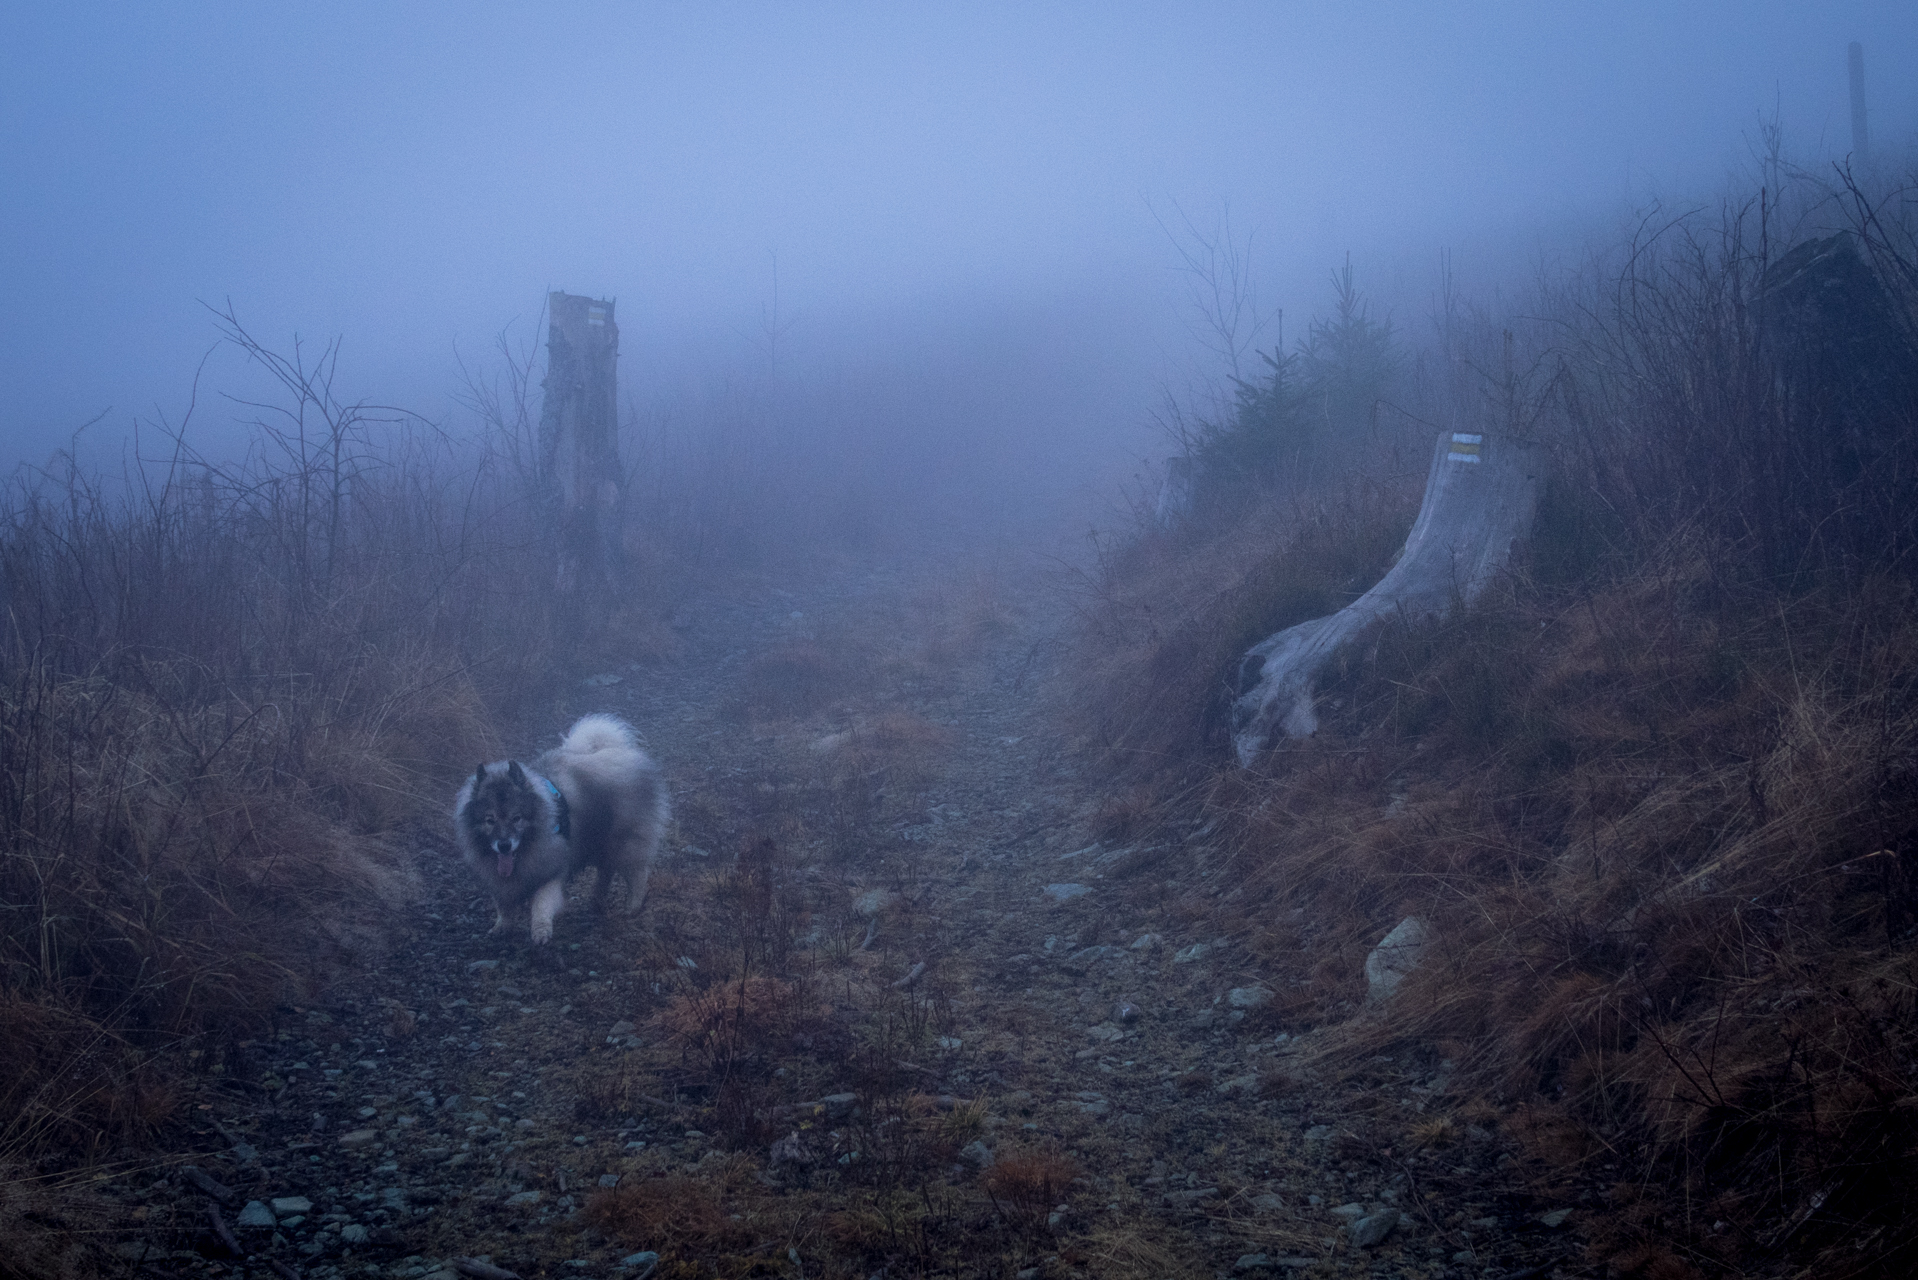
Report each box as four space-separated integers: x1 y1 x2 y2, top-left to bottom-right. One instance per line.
120 558 1572 1280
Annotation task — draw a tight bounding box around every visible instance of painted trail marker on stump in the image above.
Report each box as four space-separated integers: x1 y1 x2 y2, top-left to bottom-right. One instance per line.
1231 430 1544 765
541 292 622 593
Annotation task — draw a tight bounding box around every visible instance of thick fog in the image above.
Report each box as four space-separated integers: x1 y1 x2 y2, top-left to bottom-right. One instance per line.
4 2 1914 534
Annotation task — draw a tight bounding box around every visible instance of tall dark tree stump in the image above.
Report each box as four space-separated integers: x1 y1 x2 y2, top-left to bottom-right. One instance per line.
540 292 622 594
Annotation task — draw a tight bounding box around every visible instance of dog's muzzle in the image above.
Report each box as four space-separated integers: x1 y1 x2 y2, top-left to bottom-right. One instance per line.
491 837 519 878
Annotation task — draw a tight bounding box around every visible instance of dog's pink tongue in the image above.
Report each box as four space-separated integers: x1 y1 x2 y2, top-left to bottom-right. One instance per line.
496 853 515 878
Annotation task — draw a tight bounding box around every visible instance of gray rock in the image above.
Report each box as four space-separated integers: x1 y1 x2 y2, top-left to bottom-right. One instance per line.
1085 1022 1126 1042
1128 932 1161 950
338 1128 378 1147
1234 1253 1272 1272
1215 1073 1259 1096
269 1197 312 1215
768 1132 817 1168
1063 944 1122 972
1113 1000 1139 1023
958 1139 994 1169
1540 1207 1573 1228
821 1092 859 1120
620 1252 661 1269
1330 1202 1365 1219
466 959 499 972
1250 1192 1285 1212
1226 986 1272 1009
853 889 896 917
1302 1125 1334 1143
1041 883 1091 904
1349 1208 1400 1247
339 1224 369 1244
503 1190 541 1207
1172 942 1210 963
235 1201 276 1228
1363 916 1431 1003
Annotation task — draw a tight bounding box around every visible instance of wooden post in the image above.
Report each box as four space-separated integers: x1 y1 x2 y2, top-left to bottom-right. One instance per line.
540 292 622 593
1849 42 1870 162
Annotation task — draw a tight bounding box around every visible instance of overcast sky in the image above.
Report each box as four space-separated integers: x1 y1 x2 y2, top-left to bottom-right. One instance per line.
3 2 1913 477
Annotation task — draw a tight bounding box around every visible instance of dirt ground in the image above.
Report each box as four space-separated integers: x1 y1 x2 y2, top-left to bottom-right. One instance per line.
97 556 1580 1280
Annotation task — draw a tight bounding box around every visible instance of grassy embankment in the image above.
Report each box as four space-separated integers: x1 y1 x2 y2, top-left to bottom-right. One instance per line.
0 312 690 1249
0 300 1014 1276
1069 170 1918 1278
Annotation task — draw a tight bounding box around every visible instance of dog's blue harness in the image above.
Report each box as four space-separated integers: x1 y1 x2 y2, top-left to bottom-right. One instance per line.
536 774 570 838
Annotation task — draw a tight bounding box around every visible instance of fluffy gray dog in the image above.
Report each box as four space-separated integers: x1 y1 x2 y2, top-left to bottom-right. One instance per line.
453 714 668 944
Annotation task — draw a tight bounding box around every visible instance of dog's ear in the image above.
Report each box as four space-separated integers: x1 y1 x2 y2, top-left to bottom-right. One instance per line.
474 763 488 787
508 760 528 785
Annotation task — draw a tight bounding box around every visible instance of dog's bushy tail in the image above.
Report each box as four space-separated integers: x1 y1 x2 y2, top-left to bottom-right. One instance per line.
559 713 640 756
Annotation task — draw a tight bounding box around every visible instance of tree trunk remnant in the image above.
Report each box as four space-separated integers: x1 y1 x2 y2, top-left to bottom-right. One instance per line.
540 291 621 594
1231 430 1544 764
1848 42 1869 162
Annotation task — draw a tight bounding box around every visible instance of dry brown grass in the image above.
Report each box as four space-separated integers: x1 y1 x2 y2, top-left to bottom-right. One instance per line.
1077 545 1918 1272
1076 1224 1209 1279
0 657 442 1152
660 976 807 1075
981 1145 1080 1236
1062 175 1918 1273
579 1174 756 1261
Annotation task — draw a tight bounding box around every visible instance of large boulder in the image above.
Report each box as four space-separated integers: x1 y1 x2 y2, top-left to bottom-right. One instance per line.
1363 917 1431 1003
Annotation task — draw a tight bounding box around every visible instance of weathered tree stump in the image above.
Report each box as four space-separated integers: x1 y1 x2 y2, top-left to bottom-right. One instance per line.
1232 430 1544 764
540 292 622 594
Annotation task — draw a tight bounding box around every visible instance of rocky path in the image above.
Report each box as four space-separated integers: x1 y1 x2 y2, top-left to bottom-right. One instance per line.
116 558 1576 1280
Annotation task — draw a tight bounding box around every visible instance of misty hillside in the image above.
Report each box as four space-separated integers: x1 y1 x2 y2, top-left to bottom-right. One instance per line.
7 8 1918 1280
5 153 1917 1280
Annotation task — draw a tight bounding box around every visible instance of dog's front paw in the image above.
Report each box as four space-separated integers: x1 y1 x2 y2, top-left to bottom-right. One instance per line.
530 924 554 945
488 916 509 935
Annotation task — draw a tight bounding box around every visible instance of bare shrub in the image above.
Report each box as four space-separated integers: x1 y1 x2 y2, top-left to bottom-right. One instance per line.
0 317 575 1174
